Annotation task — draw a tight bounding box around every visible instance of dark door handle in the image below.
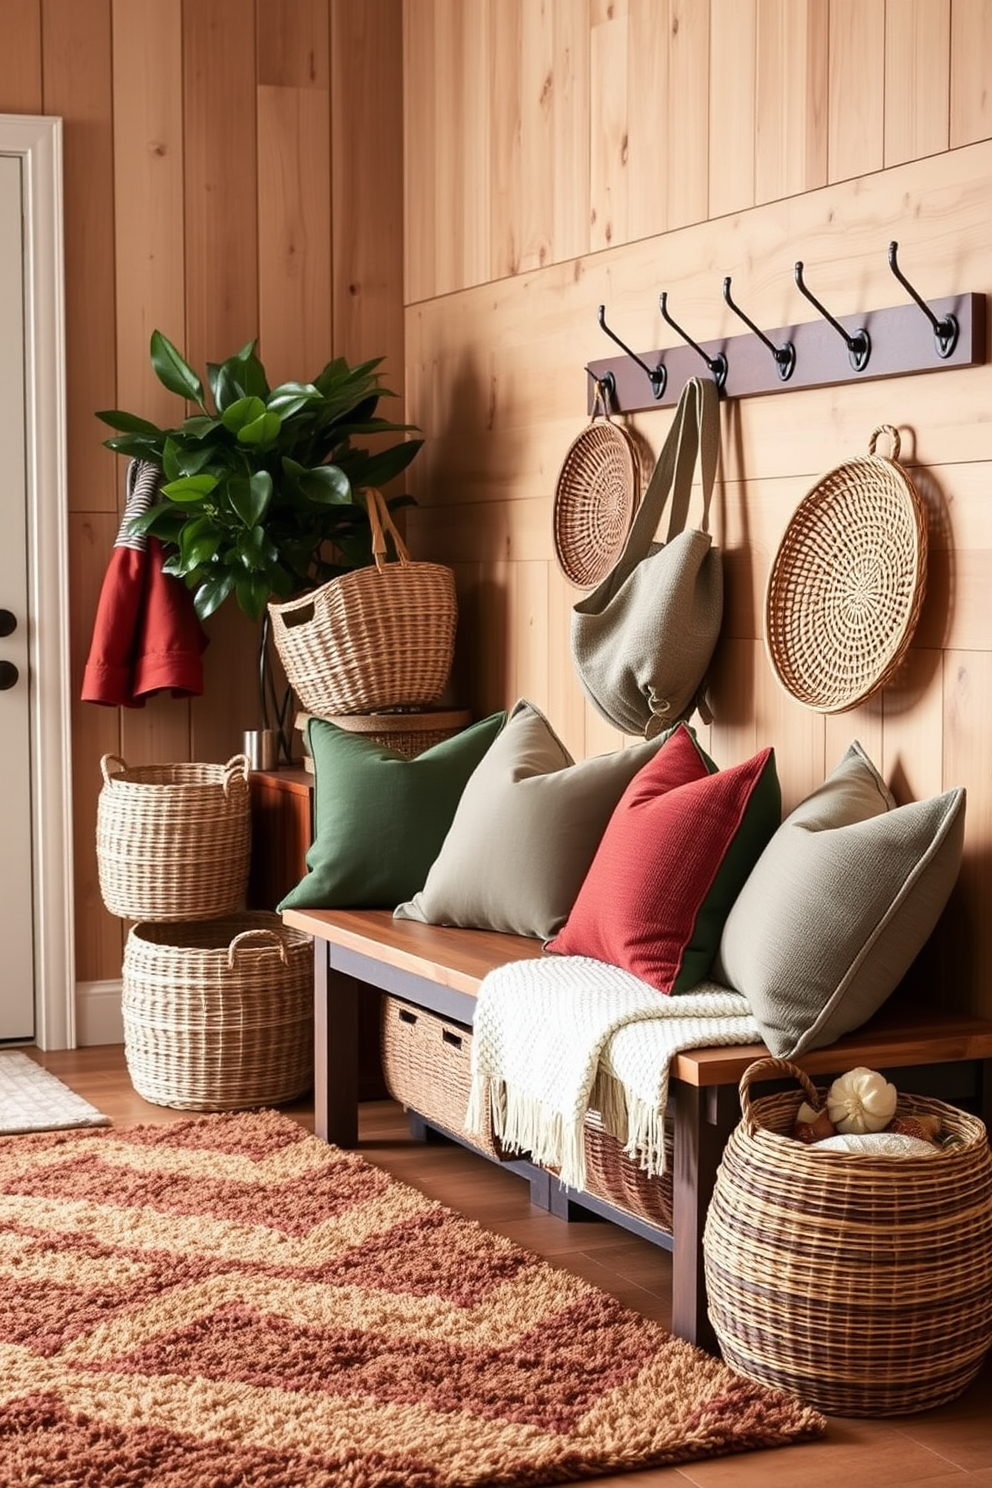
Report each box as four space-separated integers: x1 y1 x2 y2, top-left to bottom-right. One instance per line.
0 660 18 690
0 610 15 638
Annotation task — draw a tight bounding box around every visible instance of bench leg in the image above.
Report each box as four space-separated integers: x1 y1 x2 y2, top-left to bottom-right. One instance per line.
671 1082 739 1353
313 943 359 1147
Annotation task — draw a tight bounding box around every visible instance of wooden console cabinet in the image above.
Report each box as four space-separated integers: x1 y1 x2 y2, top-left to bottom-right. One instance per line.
248 766 387 1099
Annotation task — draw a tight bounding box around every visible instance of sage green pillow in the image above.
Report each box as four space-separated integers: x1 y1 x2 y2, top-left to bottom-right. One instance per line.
394 699 695 939
277 712 505 911
713 741 966 1058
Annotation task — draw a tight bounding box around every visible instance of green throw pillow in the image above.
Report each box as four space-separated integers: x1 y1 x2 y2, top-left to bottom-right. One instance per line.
713 741 966 1057
277 712 505 911
394 699 696 939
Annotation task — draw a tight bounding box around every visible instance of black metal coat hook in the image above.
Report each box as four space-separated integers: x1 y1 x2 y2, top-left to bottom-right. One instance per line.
597 305 666 399
722 277 796 381
887 241 959 359
658 292 728 391
793 261 870 370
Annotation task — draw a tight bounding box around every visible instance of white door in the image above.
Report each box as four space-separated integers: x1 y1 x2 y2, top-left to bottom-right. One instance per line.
0 152 35 1040
0 114 73 1051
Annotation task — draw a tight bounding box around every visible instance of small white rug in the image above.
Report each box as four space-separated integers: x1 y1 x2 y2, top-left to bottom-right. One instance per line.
0 1051 111 1135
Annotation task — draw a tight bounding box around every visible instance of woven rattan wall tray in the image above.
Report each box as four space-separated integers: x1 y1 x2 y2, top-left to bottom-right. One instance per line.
764 424 928 713
553 390 640 588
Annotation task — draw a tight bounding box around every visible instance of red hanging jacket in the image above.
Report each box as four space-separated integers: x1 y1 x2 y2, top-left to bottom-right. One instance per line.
81 460 208 708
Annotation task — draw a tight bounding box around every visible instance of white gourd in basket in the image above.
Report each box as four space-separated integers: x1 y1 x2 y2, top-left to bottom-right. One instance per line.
826 1066 898 1133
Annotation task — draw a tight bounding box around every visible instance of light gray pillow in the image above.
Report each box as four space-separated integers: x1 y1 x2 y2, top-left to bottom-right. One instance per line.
713 741 965 1058
394 699 681 939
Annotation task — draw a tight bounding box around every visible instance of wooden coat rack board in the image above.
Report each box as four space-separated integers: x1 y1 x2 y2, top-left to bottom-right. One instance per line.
586 245 986 415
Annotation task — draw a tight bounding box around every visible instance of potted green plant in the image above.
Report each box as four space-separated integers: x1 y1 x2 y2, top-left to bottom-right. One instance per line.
96 331 423 758
96 330 422 624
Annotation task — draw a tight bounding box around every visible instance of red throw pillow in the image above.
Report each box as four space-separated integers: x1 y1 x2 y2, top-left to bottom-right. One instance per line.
547 726 780 993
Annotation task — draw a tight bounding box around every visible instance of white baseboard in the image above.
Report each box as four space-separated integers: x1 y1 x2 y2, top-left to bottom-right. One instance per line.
75 979 124 1047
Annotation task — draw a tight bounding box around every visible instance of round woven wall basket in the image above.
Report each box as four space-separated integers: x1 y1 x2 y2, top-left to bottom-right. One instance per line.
553 388 640 588
703 1058 992 1416
764 425 928 713
122 913 313 1111
96 754 251 922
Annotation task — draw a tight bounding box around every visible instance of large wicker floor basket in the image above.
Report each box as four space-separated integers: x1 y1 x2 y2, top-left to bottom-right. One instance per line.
703 1057 992 1416
97 754 251 921
122 913 313 1111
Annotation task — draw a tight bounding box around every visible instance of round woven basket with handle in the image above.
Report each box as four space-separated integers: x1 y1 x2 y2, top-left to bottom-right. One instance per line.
765 424 928 713
553 381 640 588
703 1056 992 1416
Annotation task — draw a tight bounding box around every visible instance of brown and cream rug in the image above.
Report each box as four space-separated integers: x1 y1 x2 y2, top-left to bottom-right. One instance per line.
0 1109 824 1485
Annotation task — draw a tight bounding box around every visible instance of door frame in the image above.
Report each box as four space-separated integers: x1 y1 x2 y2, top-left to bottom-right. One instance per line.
2 114 74 1050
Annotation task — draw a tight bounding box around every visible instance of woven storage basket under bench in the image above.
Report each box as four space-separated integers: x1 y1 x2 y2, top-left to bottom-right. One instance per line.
380 993 675 1234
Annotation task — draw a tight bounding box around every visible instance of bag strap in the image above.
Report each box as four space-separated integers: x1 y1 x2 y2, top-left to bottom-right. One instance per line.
363 487 412 571
611 377 720 583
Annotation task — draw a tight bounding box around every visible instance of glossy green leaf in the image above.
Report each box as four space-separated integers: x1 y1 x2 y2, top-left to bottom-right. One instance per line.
221 395 266 433
234 571 272 621
95 408 163 436
228 471 273 528
101 432 165 462
297 463 351 504
161 472 219 504
150 330 204 405
176 515 222 568
193 570 236 622
236 409 282 448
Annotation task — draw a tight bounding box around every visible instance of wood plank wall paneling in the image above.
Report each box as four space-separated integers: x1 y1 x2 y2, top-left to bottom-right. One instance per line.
402 0 992 1021
330 0 405 387
0 0 42 111
708 0 756 218
950 0 992 144
3 0 992 1013
884 0 950 167
111 0 192 778
42 0 118 519
0 0 405 994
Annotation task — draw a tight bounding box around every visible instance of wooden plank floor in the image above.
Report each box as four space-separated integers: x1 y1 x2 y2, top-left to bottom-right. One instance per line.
21 1045 992 1488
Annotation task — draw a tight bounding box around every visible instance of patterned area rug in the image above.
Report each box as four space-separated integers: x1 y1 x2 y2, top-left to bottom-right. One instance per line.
0 1109 824 1485
0 1051 110 1135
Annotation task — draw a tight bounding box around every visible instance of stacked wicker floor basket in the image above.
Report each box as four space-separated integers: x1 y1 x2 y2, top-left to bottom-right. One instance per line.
96 753 313 1110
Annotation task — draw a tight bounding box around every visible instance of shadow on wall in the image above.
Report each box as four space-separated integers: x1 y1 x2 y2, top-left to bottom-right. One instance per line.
450 575 509 723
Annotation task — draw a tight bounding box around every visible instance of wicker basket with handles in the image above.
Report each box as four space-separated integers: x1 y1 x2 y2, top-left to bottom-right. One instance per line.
703 1056 992 1415
96 753 251 922
269 487 457 717
122 912 313 1110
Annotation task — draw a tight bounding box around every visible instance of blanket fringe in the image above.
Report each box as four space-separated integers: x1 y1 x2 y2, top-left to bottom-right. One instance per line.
489 1081 588 1192
590 1068 668 1178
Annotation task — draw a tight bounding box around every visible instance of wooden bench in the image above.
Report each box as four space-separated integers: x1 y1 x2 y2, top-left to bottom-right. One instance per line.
282 905 992 1352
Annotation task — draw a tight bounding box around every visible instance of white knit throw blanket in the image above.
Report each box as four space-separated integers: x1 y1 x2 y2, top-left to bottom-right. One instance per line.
464 956 759 1191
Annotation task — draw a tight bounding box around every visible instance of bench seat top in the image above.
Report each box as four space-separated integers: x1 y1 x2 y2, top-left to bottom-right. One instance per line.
283 906 992 1089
